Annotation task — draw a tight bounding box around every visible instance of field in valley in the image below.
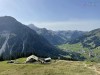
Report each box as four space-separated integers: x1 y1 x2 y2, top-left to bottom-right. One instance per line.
0 58 100 75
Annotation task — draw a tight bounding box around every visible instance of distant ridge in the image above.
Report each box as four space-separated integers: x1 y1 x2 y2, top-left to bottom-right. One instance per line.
28 24 85 45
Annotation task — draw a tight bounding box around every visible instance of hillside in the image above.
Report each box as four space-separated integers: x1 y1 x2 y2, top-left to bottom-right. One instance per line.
0 59 99 75
0 16 64 60
58 43 100 62
81 28 100 49
57 28 100 62
70 28 100 49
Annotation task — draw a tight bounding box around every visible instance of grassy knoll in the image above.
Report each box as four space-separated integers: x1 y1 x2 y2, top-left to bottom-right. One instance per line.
0 58 99 75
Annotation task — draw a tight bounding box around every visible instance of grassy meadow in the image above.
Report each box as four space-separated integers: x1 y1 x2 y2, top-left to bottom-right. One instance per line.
0 58 100 75
57 43 100 62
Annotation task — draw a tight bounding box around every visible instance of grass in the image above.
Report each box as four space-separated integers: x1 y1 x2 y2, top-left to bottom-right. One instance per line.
57 43 100 62
57 43 88 52
0 58 99 75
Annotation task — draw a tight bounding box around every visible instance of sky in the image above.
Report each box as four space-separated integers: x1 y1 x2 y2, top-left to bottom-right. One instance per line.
0 0 100 31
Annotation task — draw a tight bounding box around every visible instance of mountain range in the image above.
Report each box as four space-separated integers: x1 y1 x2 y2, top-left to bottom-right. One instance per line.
0 16 100 61
28 24 85 45
0 16 65 60
29 24 100 49
28 23 100 62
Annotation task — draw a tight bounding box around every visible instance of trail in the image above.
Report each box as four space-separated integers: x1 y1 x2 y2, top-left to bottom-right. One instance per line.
84 63 100 75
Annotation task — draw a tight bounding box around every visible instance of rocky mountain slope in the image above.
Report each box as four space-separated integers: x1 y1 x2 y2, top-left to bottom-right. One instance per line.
0 16 64 60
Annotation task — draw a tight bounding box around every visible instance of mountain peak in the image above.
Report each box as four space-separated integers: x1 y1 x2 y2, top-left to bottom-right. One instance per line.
0 16 17 21
0 16 63 60
28 24 40 31
0 16 19 26
29 24 37 28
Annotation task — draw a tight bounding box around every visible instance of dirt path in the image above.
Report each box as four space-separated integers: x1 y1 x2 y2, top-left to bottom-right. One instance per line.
84 63 100 75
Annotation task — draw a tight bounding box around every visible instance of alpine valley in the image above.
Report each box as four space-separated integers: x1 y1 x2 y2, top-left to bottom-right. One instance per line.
29 24 100 62
0 16 100 62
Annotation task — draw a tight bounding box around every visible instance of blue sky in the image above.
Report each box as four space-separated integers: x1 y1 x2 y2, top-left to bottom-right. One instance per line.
0 0 100 31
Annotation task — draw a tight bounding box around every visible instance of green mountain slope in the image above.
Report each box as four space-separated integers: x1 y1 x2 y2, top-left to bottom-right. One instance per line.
58 28 100 62
70 28 100 49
